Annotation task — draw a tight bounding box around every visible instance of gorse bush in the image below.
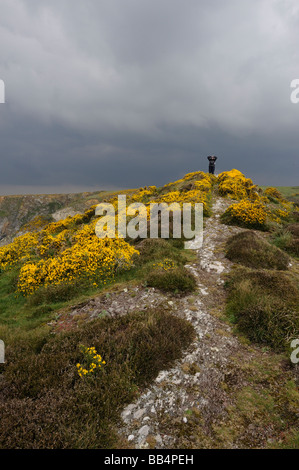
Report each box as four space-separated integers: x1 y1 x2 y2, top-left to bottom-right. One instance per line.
264 187 286 202
0 215 138 296
226 231 290 270
157 170 214 216
218 172 293 229
76 345 106 378
217 169 258 200
222 200 268 229
18 236 138 295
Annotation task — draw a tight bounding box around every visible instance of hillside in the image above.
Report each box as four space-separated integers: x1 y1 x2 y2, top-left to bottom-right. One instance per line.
260 186 299 204
0 190 129 245
0 170 298 449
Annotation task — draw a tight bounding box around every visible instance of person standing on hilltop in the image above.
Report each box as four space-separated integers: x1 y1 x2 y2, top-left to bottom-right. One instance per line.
207 155 217 175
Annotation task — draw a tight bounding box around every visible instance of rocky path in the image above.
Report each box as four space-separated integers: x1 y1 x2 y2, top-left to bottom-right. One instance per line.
119 196 246 448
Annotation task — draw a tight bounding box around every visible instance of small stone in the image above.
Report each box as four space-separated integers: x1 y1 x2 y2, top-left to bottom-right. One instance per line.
134 408 146 420
138 425 150 438
139 441 150 449
121 404 135 421
128 435 135 441
183 417 188 423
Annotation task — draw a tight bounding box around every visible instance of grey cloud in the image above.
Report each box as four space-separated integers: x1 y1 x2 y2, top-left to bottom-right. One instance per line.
0 0 298 194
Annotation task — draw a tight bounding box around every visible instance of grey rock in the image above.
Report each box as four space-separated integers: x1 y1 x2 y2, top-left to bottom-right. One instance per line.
138 425 150 438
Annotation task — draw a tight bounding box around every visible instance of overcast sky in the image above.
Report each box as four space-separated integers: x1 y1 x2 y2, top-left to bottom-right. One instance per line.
0 0 299 195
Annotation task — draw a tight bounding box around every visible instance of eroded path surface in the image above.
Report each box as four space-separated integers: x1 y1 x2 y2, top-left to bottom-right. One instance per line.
118 196 250 448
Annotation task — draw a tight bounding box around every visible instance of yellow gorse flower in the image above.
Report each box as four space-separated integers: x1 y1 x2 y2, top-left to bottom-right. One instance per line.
152 259 176 271
77 345 106 378
219 171 294 229
224 199 267 228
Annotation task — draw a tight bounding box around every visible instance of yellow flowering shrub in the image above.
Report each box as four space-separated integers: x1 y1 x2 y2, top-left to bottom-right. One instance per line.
156 191 181 204
20 215 52 232
46 218 72 234
152 259 176 271
0 232 39 269
131 186 157 202
218 169 258 200
18 236 138 295
194 179 212 192
264 187 285 201
268 201 292 224
76 345 106 378
118 171 213 218
37 229 72 257
223 199 268 229
183 171 205 180
152 172 213 215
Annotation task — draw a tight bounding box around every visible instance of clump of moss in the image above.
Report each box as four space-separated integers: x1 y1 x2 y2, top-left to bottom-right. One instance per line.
225 267 299 351
226 231 290 270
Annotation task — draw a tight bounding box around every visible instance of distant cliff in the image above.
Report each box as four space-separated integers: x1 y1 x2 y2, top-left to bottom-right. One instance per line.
0 191 106 245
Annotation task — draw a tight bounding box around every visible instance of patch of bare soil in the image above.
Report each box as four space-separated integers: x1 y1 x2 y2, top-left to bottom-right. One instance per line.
50 285 170 332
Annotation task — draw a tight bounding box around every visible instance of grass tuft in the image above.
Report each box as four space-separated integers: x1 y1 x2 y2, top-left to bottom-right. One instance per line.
226 231 290 270
225 267 299 351
146 266 197 294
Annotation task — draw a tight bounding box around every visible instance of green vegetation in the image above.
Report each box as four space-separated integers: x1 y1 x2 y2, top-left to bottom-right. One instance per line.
0 172 207 448
0 308 194 448
1 172 298 449
136 238 187 266
146 265 197 294
261 186 299 205
225 267 299 351
271 224 299 258
226 231 290 270
211 356 299 450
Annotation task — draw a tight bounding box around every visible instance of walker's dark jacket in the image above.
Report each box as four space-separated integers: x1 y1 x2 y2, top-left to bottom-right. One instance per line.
207 156 217 164
207 155 217 174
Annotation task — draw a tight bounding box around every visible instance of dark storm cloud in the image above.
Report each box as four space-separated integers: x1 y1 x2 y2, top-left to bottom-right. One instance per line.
0 0 298 194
